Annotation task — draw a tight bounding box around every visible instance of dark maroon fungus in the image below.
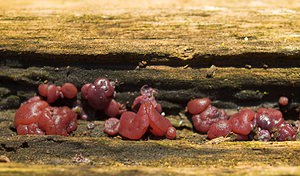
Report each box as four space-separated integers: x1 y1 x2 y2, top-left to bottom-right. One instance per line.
187 97 297 141
104 99 125 117
80 83 92 100
80 78 125 120
255 108 284 131
274 123 296 141
14 98 77 136
256 128 271 141
15 79 298 142
38 84 48 97
191 104 228 133
82 78 114 110
46 84 60 103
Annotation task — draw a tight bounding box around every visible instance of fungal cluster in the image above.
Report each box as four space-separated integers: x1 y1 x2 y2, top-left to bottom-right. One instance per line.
187 98 227 134
38 83 78 103
14 78 176 140
79 78 125 120
14 77 297 142
14 83 79 136
14 78 125 136
103 85 176 140
14 92 77 136
187 98 297 141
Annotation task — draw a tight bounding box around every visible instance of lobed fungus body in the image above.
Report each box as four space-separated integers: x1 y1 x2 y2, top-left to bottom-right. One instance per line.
80 78 125 120
275 123 297 141
82 78 114 110
229 108 255 136
118 110 149 140
132 85 162 113
14 99 49 135
38 106 77 136
187 98 211 115
187 97 297 141
14 98 77 136
104 85 176 140
207 120 231 139
15 78 298 142
188 98 228 134
255 108 284 131
61 83 78 99
38 83 77 103
118 99 174 140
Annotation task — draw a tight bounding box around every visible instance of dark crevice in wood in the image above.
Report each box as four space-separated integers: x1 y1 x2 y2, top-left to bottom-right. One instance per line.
1 50 300 69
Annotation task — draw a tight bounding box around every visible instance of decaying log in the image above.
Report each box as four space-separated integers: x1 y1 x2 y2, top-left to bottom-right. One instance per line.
1 0 300 175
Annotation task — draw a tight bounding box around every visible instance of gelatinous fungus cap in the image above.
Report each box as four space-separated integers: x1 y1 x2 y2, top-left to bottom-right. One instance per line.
207 120 231 139
38 83 78 103
82 78 115 110
132 85 162 113
256 108 284 131
14 98 77 136
229 108 255 136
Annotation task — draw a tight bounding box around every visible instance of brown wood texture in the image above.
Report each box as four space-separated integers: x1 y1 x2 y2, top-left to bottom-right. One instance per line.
1 0 300 67
0 110 300 176
1 1 300 175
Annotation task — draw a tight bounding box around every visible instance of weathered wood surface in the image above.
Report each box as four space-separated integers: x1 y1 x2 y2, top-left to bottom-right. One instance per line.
1 0 300 67
1 163 300 176
1 1 300 175
0 110 300 176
